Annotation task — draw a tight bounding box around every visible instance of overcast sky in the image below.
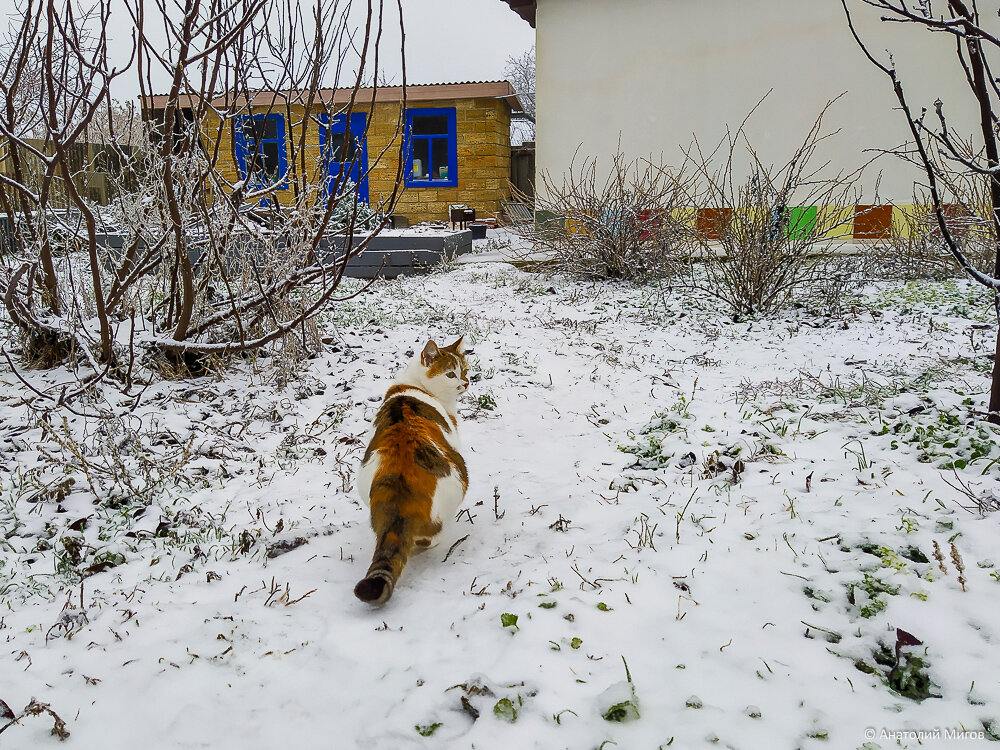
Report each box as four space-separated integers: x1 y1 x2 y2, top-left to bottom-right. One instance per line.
375 0 534 85
95 0 534 99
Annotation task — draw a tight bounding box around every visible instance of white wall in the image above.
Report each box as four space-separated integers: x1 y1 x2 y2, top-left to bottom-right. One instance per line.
535 0 977 202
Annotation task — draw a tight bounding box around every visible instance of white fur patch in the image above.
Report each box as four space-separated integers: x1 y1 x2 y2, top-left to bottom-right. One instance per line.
430 472 466 526
356 453 378 507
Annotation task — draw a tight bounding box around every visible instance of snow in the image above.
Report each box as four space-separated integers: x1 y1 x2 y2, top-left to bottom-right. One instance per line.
1 232 999 748
510 118 535 148
367 226 470 237
462 226 546 264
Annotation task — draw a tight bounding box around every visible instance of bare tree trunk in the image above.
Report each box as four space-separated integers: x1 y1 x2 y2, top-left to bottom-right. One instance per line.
843 0 1000 423
159 0 200 346
955 0 1000 421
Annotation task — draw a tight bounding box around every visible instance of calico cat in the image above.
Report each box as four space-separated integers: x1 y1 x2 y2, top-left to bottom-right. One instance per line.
354 337 470 604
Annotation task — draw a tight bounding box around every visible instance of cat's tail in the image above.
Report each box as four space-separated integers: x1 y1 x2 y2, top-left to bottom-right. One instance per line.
354 513 414 605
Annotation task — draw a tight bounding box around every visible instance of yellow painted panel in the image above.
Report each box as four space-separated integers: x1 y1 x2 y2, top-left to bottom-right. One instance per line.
669 208 697 228
891 204 922 240
817 205 854 239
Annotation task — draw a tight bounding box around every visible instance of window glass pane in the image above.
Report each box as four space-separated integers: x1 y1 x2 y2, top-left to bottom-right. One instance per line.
244 146 263 174
411 139 429 179
260 142 281 179
328 132 345 159
244 118 273 144
411 114 449 136
431 138 449 180
327 131 357 163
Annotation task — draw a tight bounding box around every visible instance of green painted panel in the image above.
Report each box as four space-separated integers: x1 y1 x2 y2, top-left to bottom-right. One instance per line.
787 206 818 239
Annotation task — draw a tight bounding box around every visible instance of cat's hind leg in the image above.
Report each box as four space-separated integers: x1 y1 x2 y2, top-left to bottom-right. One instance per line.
413 519 443 551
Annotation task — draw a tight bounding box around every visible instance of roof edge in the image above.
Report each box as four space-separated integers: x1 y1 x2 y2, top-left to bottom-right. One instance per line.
142 81 523 113
500 0 536 27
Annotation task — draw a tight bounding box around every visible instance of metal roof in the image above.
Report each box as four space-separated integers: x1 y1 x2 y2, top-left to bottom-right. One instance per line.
500 0 536 27
144 81 523 112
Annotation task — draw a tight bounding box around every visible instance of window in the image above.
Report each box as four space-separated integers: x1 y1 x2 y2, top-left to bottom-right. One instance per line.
405 107 457 187
148 107 194 152
234 113 287 189
320 112 369 203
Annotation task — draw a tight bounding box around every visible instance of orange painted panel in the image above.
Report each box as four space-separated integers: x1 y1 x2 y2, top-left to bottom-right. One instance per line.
696 207 733 240
853 204 892 239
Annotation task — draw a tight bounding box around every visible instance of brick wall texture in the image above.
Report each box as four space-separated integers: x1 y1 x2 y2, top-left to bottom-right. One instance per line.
206 96 512 225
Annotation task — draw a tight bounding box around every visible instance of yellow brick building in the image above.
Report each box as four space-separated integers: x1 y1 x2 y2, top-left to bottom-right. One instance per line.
144 81 520 225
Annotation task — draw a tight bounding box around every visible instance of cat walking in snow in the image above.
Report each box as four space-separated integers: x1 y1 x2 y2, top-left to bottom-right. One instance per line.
354 337 470 604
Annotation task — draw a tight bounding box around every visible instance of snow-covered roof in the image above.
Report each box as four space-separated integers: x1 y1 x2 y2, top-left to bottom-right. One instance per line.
510 117 535 148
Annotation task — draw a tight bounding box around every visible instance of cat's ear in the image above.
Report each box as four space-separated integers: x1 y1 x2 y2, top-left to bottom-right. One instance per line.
420 340 440 366
447 335 465 353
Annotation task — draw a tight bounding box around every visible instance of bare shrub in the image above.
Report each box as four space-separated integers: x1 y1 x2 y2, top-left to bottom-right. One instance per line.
678 101 862 317
868 135 995 281
868 200 983 281
514 146 691 281
877 202 956 281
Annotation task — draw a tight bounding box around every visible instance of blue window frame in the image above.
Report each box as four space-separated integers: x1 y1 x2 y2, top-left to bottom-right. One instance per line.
320 112 369 204
405 107 457 188
233 113 288 189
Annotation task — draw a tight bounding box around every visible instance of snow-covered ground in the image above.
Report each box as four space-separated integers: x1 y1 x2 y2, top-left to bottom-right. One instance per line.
2 238 999 749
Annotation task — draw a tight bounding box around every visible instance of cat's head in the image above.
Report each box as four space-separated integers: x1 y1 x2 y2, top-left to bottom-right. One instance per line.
418 336 469 400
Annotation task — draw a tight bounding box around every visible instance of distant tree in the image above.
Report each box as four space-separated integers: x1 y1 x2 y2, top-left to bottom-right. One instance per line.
841 0 1000 424
2 5 141 151
504 45 535 135
86 98 144 150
